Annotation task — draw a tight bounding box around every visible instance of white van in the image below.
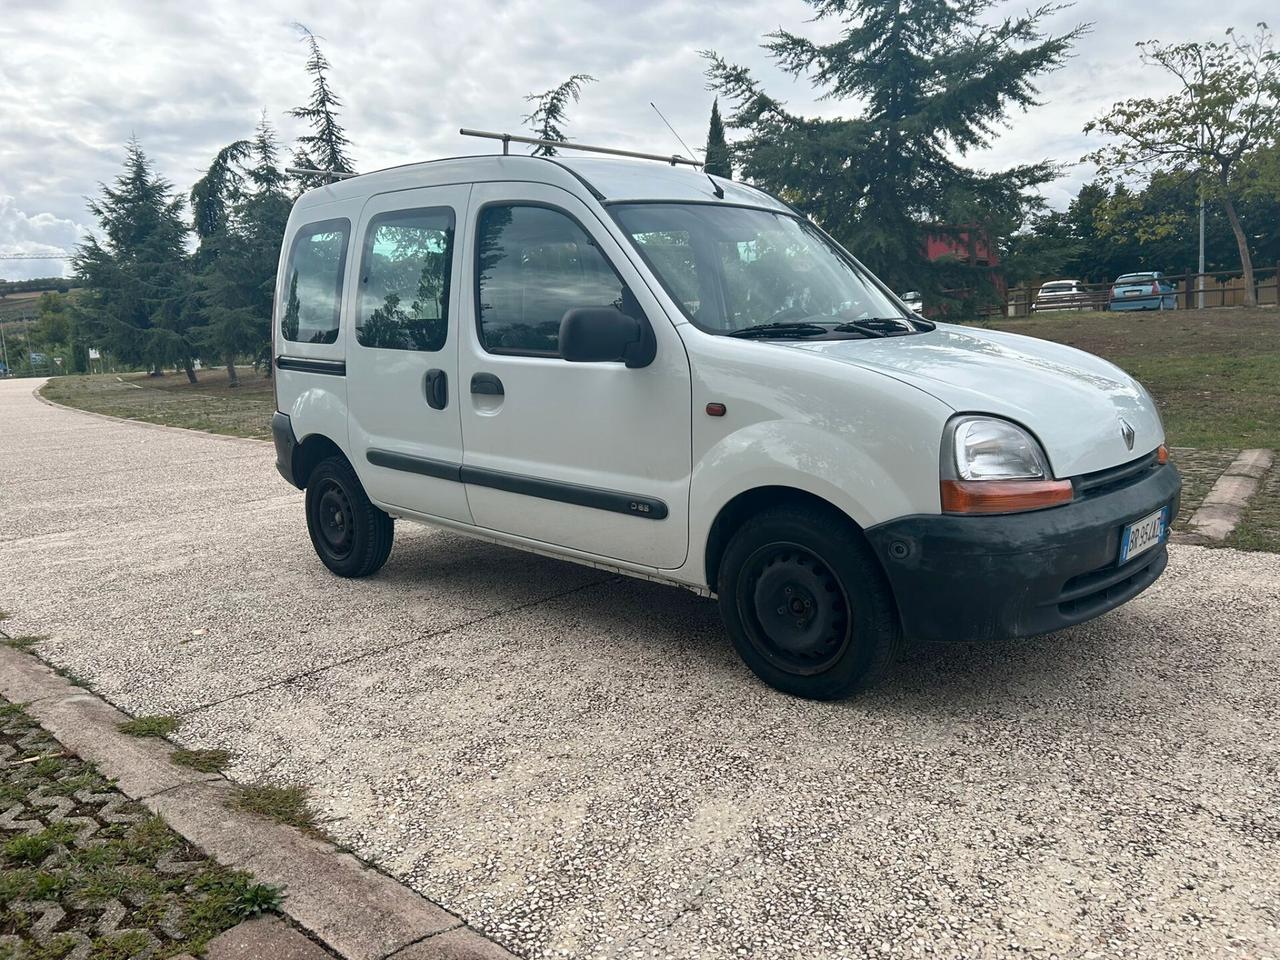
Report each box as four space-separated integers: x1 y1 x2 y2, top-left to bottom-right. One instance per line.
271 146 1180 699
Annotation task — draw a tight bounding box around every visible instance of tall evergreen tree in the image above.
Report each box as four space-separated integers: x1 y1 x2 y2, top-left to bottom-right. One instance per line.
703 99 732 179
524 74 595 156
190 140 251 243
197 117 294 384
73 140 198 380
703 0 1082 308
289 25 355 189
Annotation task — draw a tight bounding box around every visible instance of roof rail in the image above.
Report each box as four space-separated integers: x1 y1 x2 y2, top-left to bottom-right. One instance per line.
285 166 358 182
459 128 700 167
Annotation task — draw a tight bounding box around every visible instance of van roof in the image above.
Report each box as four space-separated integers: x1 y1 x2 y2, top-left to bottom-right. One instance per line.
292 154 791 214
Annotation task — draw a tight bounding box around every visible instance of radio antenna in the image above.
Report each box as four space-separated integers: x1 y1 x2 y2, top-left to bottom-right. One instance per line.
651 102 723 198
650 102 698 164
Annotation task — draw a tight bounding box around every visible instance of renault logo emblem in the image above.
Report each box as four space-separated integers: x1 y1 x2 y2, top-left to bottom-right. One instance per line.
1119 418 1135 450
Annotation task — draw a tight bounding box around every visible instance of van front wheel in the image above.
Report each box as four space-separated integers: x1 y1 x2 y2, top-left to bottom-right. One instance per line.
305 456 394 578
717 505 901 699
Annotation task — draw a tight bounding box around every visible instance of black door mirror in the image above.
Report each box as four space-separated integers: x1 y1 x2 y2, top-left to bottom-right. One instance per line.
559 306 656 368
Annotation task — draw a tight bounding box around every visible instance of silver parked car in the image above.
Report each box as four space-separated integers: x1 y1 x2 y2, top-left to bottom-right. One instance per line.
1032 279 1091 313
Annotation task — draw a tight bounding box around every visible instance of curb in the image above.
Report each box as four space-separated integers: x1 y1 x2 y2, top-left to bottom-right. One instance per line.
0 644 517 960
1186 448 1274 541
31 381 272 446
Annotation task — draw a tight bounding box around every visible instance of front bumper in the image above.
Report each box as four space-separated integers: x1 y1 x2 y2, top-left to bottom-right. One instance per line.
865 462 1181 643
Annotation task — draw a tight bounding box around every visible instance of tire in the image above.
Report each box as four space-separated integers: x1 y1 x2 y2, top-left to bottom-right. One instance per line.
717 504 902 700
304 455 394 578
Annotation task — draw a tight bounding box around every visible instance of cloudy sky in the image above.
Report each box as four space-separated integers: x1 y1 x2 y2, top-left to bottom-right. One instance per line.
0 0 1269 280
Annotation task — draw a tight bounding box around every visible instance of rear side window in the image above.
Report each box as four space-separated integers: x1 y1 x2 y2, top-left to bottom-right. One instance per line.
281 219 349 345
475 204 626 356
357 208 455 351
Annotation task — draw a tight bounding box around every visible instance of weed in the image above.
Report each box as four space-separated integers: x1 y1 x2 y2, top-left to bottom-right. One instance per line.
3 634 47 650
117 715 180 738
170 747 232 773
231 783 320 835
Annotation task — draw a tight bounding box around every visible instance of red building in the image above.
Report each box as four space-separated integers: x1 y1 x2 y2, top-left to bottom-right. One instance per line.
924 227 1006 304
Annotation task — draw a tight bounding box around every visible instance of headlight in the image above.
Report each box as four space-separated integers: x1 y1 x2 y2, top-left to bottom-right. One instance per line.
952 417 1049 480
942 416 1072 514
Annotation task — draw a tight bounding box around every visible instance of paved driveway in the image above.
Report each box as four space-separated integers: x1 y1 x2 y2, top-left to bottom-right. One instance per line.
2 377 1277 959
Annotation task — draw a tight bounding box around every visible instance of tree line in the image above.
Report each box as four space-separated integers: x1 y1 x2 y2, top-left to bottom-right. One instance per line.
63 4 1279 384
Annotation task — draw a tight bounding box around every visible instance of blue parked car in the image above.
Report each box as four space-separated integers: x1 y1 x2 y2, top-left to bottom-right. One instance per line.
1109 272 1178 311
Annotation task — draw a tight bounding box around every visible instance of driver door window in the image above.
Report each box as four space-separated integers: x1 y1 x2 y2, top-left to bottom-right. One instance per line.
475 204 627 357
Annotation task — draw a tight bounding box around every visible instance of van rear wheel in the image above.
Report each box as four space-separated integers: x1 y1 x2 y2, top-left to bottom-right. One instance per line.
717 505 901 699
305 456 394 578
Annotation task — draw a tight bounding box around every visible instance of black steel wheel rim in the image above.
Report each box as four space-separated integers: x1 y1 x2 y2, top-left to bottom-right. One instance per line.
314 479 355 560
737 541 852 676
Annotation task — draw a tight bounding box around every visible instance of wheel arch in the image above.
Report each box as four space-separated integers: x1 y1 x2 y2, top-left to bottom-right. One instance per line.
703 485 877 591
293 433 349 489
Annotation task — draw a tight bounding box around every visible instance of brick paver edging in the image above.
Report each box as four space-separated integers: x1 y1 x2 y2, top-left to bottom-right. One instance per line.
1186 449 1275 541
0 645 517 960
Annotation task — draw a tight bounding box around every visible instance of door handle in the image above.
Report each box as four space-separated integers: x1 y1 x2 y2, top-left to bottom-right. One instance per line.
470 372 504 396
424 369 448 410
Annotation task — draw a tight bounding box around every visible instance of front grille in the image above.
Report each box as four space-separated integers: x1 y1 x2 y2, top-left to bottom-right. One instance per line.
1073 451 1159 498
1057 547 1164 618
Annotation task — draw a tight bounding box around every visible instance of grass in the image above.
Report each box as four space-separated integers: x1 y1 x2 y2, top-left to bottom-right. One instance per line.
1227 462 1280 553
231 784 321 836
117 715 181 738
1 698 278 957
966 306 1280 450
1 635 46 651
39 366 273 439
171 748 233 773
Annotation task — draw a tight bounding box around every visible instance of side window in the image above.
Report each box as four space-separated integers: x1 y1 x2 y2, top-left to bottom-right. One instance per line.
281 219 349 345
357 207 455 351
476 204 626 356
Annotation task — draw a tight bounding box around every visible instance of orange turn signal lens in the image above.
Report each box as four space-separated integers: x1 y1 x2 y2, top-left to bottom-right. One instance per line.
941 478 1074 515
1156 444 1169 465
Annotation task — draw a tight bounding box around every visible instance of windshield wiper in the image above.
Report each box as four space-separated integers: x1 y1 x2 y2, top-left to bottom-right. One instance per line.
833 318 914 338
726 321 834 339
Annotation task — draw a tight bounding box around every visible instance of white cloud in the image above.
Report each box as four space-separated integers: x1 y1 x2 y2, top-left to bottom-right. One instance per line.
0 0 1272 280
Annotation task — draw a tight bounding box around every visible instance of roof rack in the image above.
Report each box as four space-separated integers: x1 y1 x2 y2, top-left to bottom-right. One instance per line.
459 128 701 167
285 166 358 182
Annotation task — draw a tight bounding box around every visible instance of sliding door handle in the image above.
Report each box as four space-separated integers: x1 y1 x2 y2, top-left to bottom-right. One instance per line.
424 369 448 410
470 372 504 396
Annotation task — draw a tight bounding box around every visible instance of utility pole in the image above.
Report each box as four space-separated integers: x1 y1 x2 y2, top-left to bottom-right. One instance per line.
1197 124 1206 309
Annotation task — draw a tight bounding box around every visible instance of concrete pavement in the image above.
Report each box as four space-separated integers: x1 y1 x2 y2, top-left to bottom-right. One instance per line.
2 377 1278 959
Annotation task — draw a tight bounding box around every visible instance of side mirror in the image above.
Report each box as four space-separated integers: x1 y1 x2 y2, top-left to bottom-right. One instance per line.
559 306 656 368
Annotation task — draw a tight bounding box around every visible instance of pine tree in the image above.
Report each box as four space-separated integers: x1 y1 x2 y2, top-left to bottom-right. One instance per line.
524 74 595 156
196 116 294 384
289 25 355 189
73 140 198 380
703 99 732 179
704 0 1082 308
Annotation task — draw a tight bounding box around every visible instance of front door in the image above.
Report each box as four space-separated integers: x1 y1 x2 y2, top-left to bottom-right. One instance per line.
457 182 692 569
346 184 473 523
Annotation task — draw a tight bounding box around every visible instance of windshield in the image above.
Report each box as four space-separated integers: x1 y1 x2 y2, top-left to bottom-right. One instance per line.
1116 273 1155 283
609 203 920 337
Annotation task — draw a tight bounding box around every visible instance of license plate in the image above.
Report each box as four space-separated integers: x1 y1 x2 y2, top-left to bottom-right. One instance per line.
1124 289 1139 296
1119 507 1168 564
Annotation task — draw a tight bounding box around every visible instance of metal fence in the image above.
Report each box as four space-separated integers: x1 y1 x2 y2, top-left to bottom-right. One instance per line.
1005 265 1280 317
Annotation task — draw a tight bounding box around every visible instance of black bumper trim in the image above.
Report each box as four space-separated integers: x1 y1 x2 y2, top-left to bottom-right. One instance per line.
271 412 301 488
865 463 1181 643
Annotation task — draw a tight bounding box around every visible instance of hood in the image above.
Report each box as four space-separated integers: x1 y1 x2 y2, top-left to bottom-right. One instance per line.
783 324 1164 477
